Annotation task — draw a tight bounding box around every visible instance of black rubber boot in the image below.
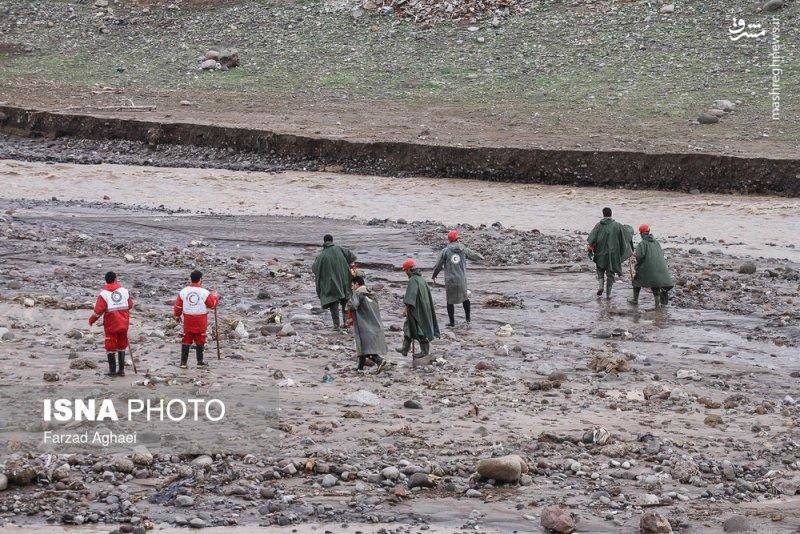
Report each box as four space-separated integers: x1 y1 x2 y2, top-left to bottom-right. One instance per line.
419 339 430 356
596 271 604 296
446 304 455 327
106 352 117 376
357 354 366 371
395 336 412 356
463 300 471 323
652 288 662 308
412 339 433 368
180 344 190 369
116 351 125 376
660 288 670 305
330 304 341 329
628 287 640 305
196 345 207 368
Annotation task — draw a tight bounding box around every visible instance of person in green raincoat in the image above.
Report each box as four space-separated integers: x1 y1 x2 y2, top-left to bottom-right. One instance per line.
312 234 356 329
629 224 675 307
347 275 389 372
396 258 440 367
587 207 634 298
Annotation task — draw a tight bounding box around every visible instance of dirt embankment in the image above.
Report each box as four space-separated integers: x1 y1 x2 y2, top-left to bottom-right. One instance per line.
2 105 799 196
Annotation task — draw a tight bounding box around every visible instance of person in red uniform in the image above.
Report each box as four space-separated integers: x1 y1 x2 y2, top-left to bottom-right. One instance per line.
89 271 134 376
174 270 219 369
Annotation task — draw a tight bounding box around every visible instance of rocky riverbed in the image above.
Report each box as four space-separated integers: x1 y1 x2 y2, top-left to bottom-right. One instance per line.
0 190 798 533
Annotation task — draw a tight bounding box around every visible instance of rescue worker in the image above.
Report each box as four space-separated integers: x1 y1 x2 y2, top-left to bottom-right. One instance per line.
587 207 634 298
89 271 134 377
173 270 219 369
312 234 357 330
396 259 440 368
346 275 388 372
432 230 484 327
629 224 675 307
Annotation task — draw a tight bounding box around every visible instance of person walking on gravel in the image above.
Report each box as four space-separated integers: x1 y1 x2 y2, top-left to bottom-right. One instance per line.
432 229 484 327
312 234 357 330
174 270 219 369
347 275 389 373
629 224 675 308
587 207 634 298
89 271 134 377
397 259 440 368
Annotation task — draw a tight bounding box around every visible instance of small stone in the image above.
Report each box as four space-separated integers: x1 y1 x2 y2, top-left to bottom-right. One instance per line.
176 495 195 507
723 514 752 532
465 488 482 498
0 474 7 491
191 455 213 467
540 505 575 533
23 297 35 307
124 253 135 262
763 0 783 11
704 414 724 427
403 399 422 409
188 517 207 528
69 357 98 370
676 369 701 380
132 446 153 466
278 323 296 337
321 474 337 488
43 371 60 382
738 262 757 274
381 466 400 480
660 3 675 13
476 454 527 483
698 112 719 124
409 472 435 488
637 493 661 507
0 327 13 341
114 457 135 473
641 511 673 533
233 321 249 339
712 99 735 112
346 390 380 407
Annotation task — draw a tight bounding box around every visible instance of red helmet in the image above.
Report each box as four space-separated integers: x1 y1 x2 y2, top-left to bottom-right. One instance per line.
447 230 459 242
639 224 650 234
402 258 416 271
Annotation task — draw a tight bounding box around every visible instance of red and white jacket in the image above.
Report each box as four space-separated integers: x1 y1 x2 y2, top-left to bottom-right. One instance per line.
173 282 219 333
89 282 133 333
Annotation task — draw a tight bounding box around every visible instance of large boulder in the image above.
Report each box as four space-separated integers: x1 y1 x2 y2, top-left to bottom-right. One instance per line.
476 454 527 483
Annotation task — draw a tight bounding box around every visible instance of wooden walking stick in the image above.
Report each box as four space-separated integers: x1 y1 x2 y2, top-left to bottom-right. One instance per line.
127 340 139 375
213 304 222 360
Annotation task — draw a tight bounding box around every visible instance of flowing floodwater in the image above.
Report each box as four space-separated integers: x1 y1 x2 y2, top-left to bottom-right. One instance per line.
2 159 798 260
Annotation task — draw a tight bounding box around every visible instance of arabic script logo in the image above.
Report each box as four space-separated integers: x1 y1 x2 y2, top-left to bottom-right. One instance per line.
729 17 766 41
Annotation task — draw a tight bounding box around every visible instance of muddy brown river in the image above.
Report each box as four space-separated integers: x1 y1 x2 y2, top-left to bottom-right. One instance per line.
2 159 798 260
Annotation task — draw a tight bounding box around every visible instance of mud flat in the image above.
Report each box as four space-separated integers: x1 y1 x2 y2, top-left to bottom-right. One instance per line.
0 161 798 532
2 106 800 196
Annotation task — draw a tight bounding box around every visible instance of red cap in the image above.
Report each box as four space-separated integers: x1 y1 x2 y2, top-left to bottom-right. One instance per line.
639 224 650 234
402 258 416 271
447 230 459 242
